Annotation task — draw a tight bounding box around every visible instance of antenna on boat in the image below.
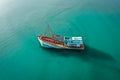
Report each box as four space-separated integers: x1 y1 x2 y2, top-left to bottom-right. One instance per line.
44 24 53 37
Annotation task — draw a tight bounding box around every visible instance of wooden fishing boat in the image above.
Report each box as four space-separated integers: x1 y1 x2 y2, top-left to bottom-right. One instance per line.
38 25 84 50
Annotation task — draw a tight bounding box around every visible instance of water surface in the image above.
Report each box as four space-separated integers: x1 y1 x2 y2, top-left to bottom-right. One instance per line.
0 0 120 80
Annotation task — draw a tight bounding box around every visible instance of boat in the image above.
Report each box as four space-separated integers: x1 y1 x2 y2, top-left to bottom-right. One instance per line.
37 25 84 50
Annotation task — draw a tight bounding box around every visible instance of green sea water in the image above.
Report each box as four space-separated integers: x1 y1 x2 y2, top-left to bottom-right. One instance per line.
0 0 120 80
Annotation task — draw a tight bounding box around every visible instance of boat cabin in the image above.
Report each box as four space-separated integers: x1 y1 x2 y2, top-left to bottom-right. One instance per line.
64 37 83 48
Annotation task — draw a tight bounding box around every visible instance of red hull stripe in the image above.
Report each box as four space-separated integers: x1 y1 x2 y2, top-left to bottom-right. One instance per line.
39 36 63 45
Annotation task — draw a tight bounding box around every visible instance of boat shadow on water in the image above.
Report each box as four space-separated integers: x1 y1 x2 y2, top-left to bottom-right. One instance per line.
41 45 120 79
41 45 115 62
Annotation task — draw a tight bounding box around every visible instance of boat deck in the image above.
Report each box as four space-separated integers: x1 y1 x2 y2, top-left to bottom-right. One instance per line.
38 36 84 50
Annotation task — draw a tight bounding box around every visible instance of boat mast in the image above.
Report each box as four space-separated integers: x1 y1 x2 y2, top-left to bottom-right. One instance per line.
44 24 53 37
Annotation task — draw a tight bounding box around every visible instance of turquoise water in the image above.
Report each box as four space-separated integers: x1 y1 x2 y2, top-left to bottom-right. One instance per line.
0 0 120 80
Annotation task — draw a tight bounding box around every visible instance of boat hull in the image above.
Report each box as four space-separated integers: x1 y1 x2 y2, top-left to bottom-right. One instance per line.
38 36 84 50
